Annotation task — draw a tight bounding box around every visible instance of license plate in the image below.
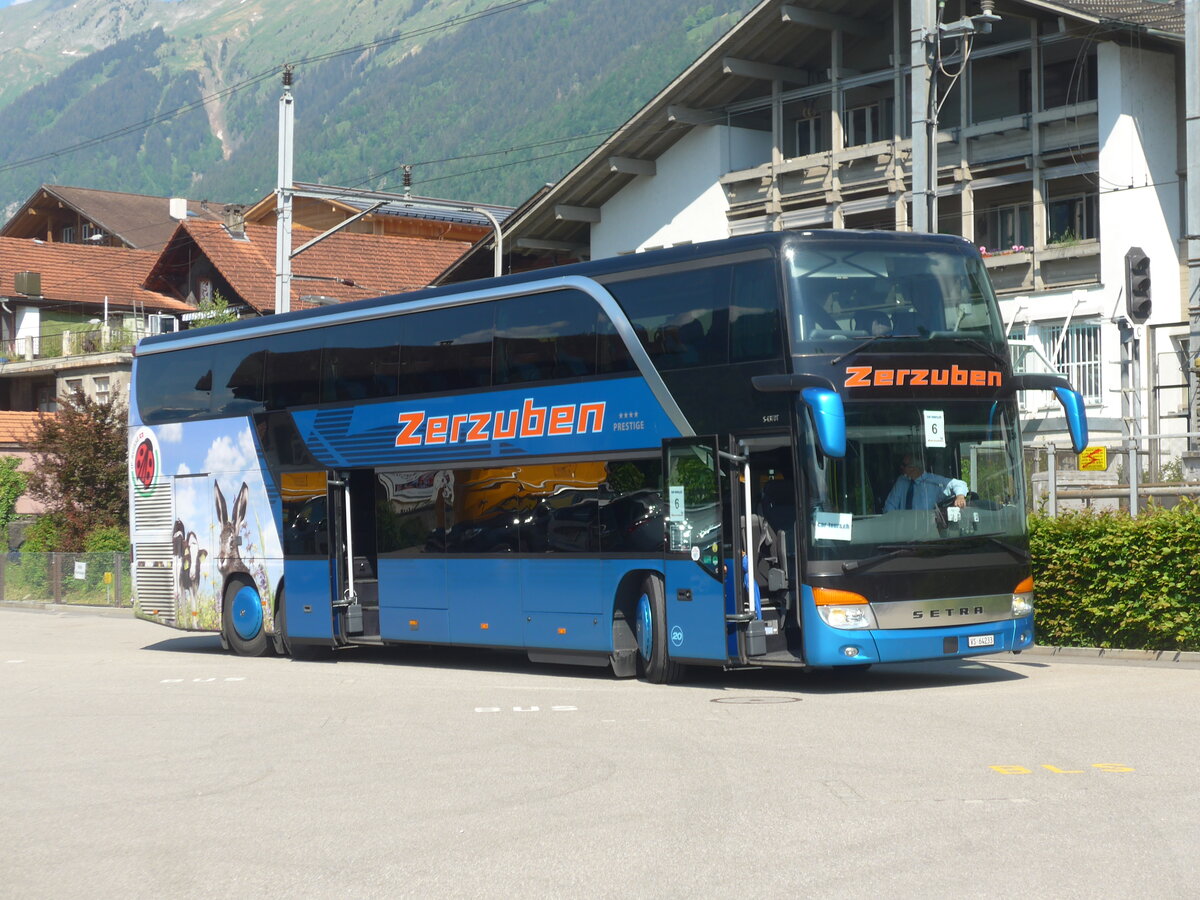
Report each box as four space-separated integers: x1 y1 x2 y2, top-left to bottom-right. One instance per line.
967 634 995 648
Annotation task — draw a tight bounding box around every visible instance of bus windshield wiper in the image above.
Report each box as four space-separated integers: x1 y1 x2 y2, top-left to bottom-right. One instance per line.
840 535 1021 574
958 535 1030 562
841 542 936 573
944 336 1009 369
829 334 923 366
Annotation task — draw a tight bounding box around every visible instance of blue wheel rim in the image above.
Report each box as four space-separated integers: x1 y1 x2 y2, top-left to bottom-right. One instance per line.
636 593 653 662
230 584 263 641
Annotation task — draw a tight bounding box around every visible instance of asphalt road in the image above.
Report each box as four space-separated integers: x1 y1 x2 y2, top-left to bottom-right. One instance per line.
2 605 1198 899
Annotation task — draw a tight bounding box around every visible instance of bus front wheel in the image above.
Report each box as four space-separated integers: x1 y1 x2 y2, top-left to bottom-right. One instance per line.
634 576 682 684
222 578 270 657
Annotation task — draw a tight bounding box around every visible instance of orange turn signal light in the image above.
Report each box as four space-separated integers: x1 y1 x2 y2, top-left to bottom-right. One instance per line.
1014 575 1034 594
813 587 869 606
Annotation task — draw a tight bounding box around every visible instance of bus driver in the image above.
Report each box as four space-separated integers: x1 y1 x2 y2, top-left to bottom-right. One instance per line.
883 454 968 512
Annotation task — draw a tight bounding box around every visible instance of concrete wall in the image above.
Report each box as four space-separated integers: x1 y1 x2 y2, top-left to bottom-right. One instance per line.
590 125 771 259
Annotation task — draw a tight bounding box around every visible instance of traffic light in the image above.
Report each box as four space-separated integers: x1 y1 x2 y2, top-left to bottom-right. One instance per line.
1124 247 1151 324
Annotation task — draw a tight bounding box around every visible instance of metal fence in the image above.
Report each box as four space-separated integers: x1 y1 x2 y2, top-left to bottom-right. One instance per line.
1027 432 1200 517
0 552 131 607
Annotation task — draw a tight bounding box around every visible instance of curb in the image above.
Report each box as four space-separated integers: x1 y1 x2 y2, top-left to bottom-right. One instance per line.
1026 644 1200 665
0 600 133 618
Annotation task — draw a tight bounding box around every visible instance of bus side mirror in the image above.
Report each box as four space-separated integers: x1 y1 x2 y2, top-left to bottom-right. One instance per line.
803 387 847 459
1007 374 1089 454
1053 386 1088 454
752 374 846 459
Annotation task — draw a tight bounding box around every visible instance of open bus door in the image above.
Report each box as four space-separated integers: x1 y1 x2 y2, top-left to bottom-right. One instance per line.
327 470 380 642
658 437 739 671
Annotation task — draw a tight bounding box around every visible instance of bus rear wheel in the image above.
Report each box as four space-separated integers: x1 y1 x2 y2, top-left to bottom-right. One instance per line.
634 575 682 684
222 578 270 657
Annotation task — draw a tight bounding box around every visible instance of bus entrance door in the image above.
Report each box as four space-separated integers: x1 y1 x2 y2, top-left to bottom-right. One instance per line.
661 437 732 665
328 469 380 643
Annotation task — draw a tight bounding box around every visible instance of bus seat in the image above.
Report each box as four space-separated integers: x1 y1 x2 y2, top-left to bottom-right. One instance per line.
761 479 794 535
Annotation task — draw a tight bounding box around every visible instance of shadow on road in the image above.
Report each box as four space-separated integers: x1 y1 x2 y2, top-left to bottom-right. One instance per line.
140 631 1029 692
142 634 225 654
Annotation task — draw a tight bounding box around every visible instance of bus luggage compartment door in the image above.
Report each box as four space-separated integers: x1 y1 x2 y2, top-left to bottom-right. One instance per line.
660 437 728 663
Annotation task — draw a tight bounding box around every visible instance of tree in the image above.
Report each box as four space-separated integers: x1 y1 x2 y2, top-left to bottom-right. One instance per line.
0 456 27 546
24 388 128 551
193 290 241 327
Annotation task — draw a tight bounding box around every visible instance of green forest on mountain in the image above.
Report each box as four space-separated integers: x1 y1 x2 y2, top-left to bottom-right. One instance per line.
0 0 754 214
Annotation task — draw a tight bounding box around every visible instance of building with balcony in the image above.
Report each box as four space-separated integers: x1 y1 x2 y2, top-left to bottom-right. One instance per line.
0 236 192 412
444 0 1191 451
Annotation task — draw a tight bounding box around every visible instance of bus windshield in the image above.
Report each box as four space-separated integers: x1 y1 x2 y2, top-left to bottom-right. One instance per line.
803 398 1027 561
784 239 1004 351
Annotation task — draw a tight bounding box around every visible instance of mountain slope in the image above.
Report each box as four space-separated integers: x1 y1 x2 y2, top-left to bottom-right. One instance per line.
0 0 754 217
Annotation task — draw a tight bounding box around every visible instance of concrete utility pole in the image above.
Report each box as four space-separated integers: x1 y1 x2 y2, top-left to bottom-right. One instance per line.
274 66 295 315
910 2 1001 233
910 0 937 232
1186 0 1200 459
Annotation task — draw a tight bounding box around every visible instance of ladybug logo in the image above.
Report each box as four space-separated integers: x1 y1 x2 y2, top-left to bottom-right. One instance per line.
130 428 161 496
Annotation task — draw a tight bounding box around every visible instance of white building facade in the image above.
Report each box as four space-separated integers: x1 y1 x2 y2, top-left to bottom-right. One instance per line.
479 0 1192 460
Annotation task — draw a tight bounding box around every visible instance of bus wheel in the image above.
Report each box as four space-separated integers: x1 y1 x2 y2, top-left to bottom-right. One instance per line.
222 578 270 657
634 576 682 684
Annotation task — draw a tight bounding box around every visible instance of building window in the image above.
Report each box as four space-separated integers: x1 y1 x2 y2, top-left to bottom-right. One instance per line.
795 115 825 156
977 203 1033 253
1042 321 1101 403
60 226 76 244
199 279 214 302
844 103 881 147
93 376 110 405
1042 56 1097 109
82 223 104 243
1047 194 1098 244
65 378 84 398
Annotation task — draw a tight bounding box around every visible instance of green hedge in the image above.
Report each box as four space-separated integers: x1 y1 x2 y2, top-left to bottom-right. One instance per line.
1030 502 1200 651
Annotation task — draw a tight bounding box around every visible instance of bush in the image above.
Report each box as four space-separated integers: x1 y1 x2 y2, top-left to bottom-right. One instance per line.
22 516 60 553
84 526 130 552
1030 501 1200 651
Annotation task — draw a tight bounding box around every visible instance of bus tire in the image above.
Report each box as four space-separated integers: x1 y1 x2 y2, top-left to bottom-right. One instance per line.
222 577 270 657
634 575 682 684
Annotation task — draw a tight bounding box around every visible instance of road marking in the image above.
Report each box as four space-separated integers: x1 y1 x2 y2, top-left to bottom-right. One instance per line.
989 763 1136 774
6 659 26 664
160 677 248 684
474 705 579 713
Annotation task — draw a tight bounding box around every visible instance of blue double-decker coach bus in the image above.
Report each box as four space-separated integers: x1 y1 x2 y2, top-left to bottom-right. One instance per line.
128 231 1087 682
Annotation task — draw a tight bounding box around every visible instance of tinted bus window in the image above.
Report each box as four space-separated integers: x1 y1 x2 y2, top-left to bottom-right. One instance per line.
211 339 268 417
729 260 783 362
494 291 598 385
400 304 495 395
597 314 637 375
137 345 213 424
266 329 322 409
603 258 782 370
322 317 402 403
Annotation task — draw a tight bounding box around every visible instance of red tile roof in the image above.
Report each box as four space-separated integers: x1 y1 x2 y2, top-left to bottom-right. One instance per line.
0 411 44 446
153 220 471 314
0 237 193 312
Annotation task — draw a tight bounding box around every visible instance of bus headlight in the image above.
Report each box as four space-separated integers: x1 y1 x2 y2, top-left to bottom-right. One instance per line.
1012 575 1034 618
813 587 877 630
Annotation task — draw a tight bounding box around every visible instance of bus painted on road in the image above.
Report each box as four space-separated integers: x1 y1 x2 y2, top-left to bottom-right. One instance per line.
128 231 1087 681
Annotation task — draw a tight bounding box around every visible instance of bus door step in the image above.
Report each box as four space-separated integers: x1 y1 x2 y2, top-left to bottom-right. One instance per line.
344 601 379 637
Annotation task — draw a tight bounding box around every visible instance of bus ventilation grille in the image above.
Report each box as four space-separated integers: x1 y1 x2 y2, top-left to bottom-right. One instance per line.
133 541 175 625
